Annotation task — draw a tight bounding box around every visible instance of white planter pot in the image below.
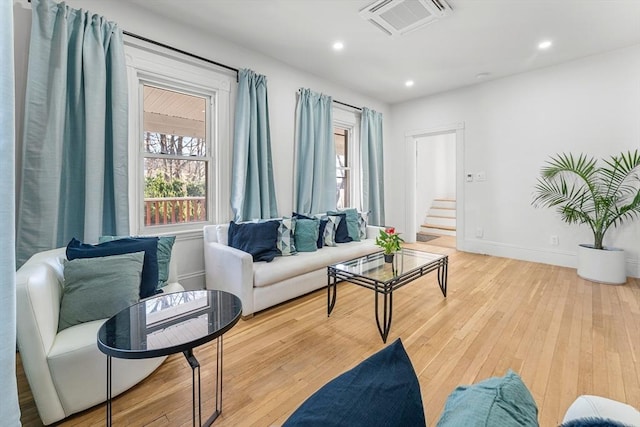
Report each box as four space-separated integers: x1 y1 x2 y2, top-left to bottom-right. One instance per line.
577 244 627 285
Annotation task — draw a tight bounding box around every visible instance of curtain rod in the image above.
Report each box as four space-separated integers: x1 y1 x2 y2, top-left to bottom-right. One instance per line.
333 100 362 111
297 89 362 111
123 31 240 76
25 1 239 76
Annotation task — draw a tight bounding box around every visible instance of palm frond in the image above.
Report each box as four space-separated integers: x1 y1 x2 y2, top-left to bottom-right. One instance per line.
532 150 640 248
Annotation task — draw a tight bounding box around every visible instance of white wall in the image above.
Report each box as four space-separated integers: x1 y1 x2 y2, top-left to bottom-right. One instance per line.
390 45 640 277
12 0 390 288
415 133 456 228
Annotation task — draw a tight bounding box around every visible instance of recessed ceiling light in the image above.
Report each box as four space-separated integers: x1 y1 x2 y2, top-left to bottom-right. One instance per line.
538 40 552 50
405 80 414 87
332 41 344 51
476 72 490 79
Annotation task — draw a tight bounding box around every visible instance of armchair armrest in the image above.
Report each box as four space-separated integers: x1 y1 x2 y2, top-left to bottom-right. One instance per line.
203 241 255 316
16 249 67 423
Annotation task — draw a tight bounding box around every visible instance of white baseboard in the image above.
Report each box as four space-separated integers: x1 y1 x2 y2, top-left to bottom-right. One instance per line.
460 239 640 279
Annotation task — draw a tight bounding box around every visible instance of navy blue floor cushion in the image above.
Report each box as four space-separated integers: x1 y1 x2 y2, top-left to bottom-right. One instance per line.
283 339 426 427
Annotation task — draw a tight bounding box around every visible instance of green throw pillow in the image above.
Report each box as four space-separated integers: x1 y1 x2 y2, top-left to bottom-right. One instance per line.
436 370 539 427
294 218 319 252
58 252 144 332
99 235 175 288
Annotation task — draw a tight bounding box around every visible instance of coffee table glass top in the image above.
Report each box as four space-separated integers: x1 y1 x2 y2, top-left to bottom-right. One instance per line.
98 290 242 359
331 249 447 283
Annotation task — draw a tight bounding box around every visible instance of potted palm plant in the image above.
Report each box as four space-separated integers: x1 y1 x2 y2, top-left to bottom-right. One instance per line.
532 150 640 284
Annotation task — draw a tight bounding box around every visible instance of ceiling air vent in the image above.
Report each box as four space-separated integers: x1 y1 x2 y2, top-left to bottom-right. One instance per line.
360 0 452 36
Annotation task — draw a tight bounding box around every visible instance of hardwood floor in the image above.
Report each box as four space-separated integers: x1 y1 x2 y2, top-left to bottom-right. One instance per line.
18 243 640 426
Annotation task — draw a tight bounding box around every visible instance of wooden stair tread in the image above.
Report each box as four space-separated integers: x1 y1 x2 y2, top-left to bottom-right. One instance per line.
426 215 455 219
421 223 456 231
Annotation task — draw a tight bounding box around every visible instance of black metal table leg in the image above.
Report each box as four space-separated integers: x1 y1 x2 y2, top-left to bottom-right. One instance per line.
203 337 223 427
327 269 337 316
374 282 393 343
437 259 448 297
184 349 201 427
106 355 112 426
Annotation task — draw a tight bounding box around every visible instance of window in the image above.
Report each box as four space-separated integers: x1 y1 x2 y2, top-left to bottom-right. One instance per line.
334 127 350 209
142 85 210 227
333 107 361 210
124 38 232 234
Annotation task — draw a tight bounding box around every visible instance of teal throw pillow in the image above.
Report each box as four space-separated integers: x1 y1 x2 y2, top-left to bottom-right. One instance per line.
100 235 176 289
340 208 361 242
58 252 144 332
277 217 297 256
436 370 539 427
294 218 319 252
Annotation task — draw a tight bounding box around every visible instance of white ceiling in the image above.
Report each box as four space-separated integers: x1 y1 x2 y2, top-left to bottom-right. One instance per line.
127 0 640 104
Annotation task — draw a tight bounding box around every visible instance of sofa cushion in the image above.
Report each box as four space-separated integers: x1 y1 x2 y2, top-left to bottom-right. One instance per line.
253 239 379 288
322 215 340 247
58 252 143 332
99 235 176 289
436 370 538 427
284 339 425 427
228 220 280 262
327 212 352 243
277 218 297 256
358 211 368 239
66 237 159 299
340 208 361 242
294 218 319 252
317 219 328 249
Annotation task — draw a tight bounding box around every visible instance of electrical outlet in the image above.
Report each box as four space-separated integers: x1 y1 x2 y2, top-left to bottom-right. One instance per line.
550 235 559 246
476 171 486 181
476 227 484 238
466 173 474 182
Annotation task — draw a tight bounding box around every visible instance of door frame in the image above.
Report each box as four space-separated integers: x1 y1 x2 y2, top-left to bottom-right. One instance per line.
404 122 465 250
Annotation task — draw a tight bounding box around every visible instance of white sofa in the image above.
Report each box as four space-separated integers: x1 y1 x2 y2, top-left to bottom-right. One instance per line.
16 247 184 425
203 223 383 317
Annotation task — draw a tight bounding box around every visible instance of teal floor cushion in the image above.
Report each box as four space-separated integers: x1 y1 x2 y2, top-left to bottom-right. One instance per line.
284 339 426 427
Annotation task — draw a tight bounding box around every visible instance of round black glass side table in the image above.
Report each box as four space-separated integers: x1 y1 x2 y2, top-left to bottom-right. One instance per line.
97 290 242 426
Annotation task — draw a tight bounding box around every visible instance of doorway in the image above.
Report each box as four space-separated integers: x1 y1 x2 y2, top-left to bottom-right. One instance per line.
415 132 456 248
404 122 464 250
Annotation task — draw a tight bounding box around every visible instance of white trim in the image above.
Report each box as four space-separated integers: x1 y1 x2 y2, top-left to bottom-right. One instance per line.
405 123 465 250
334 107 362 210
124 39 234 235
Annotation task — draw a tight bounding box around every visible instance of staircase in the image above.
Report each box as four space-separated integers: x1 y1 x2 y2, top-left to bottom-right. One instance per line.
419 198 456 237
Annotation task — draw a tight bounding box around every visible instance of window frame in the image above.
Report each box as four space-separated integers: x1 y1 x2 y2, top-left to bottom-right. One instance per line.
124 38 234 235
334 106 361 210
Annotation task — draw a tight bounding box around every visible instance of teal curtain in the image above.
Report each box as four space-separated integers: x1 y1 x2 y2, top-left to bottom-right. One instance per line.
16 0 129 266
0 0 20 424
361 107 385 225
231 69 278 221
295 88 335 214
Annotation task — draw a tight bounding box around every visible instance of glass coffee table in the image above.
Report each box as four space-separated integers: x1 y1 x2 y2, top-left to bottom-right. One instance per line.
327 249 447 343
97 290 242 426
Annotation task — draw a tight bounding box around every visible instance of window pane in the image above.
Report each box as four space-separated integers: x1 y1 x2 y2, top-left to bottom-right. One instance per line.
335 128 349 209
143 85 206 155
143 158 208 226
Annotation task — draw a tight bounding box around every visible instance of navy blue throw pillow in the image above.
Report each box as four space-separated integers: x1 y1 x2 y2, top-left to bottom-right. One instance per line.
317 219 328 249
228 220 280 262
327 212 352 243
284 339 426 427
66 237 159 299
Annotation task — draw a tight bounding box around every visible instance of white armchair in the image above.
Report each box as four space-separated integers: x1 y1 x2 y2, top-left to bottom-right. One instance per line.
16 247 183 425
